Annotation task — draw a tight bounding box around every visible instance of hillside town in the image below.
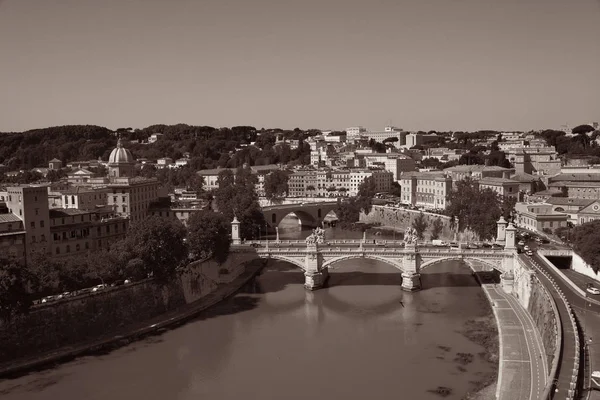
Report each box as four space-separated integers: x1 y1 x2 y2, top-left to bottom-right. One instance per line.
1 123 599 268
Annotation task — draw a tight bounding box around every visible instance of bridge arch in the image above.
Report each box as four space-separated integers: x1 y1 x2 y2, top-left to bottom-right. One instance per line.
322 254 404 272
257 254 306 271
419 256 504 274
271 210 319 228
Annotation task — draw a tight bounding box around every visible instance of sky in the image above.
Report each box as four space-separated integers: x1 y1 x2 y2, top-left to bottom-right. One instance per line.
0 0 599 133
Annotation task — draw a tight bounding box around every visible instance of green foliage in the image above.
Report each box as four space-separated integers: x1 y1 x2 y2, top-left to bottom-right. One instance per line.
214 166 265 240
264 170 289 200
389 181 402 197
571 220 600 273
446 178 503 241
187 210 231 264
572 125 595 135
335 198 361 228
124 216 188 282
356 176 377 214
412 212 429 240
430 217 444 240
0 257 33 320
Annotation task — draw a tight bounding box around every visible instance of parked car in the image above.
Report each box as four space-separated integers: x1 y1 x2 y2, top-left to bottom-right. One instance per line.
587 285 600 295
518 240 525 246
526 250 533 256
524 245 530 251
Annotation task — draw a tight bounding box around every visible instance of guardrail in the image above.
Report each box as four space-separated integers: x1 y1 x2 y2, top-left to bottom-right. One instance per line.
528 255 581 399
516 257 563 400
538 249 574 257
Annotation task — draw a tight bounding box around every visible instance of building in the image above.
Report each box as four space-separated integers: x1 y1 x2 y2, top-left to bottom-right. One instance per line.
507 146 561 176
514 202 568 234
509 173 541 195
545 197 595 225
5 185 52 259
346 126 367 141
478 177 519 199
444 165 513 182
359 153 416 180
575 200 600 225
400 171 452 210
50 207 129 257
105 177 160 224
148 133 163 143
196 165 281 195
286 168 393 198
405 133 439 148
547 174 600 200
67 168 96 185
60 187 108 211
48 158 63 170
0 214 26 261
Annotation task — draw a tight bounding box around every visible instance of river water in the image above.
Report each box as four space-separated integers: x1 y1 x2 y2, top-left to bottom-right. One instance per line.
0 216 497 400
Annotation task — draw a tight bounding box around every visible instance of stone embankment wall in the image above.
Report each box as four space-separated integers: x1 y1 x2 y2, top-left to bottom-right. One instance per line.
513 257 560 377
359 205 455 240
0 250 259 364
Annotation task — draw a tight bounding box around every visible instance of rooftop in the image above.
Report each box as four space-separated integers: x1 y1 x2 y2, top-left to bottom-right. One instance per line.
0 214 22 223
545 197 595 207
549 173 600 182
510 172 539 182
479 177 519 184
444 165 511 172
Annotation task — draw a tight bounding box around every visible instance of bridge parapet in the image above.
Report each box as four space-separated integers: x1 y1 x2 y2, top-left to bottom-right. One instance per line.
538 249 573 257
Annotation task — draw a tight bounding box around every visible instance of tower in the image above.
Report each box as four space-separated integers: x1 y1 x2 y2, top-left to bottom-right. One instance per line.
231 216 241 245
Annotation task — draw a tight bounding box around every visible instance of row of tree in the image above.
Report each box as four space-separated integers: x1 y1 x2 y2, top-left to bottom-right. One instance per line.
0 211 234 320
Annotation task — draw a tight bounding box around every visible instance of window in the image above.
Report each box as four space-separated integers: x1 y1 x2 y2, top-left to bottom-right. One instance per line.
85 242 89 250
35 208 39 215
76 244 80 251
56 247 60 254
31 235 36 243
30 221 35 228
66 245 70 253
41 234 46 242
40 220 44 228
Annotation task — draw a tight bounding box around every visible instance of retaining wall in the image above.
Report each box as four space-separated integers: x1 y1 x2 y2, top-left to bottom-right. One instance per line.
359 205 455 240
0 250 258 364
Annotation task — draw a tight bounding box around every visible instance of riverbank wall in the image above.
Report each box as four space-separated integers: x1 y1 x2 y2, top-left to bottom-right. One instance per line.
513 257 561 392
359 205 455 240
0 249 266 375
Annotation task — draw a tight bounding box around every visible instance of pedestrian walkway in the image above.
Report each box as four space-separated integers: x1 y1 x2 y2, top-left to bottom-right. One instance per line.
481 284 548 400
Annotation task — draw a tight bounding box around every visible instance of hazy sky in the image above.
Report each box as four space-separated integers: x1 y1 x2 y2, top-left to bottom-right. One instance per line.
0 0 599 133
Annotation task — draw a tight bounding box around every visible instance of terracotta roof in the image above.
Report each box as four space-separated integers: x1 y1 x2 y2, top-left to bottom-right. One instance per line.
545 197 595 207
0 214 22 223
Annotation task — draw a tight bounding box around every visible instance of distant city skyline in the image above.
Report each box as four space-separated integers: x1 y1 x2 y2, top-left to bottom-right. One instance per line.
0 0 599 133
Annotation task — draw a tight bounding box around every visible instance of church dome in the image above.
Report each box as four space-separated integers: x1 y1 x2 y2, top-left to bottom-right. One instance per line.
108 138 134 164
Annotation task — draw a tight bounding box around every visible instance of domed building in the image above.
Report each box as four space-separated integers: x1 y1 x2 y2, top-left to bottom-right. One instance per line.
108 138 135 178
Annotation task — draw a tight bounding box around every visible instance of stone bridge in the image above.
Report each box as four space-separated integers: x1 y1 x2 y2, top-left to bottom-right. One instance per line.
231 216 520 291
261 201 339 229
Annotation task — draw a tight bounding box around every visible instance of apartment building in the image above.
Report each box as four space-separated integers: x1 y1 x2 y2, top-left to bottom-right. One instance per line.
196 164 281 195
547 173 600 200
514 202 568 234
358 153 416 180
400 171 452 210
287 168 392 197
478 177 519 199
0 214 26 260
444 165 513 181
508 146 561 176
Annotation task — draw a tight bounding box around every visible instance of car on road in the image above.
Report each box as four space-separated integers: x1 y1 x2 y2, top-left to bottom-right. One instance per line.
518 240 525 246
250 243 262 248
587 285 600 295
523 245 530 251
526 250 533 256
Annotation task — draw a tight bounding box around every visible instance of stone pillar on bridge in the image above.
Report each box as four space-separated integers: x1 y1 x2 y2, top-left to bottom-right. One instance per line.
304 244 329 290
496 216 507 245
401 244 421 291
504 222 517 250
231 216 241 245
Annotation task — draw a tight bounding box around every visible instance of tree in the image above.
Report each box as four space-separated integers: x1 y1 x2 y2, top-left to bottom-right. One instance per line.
570 220 600 273
0 257 33 320
356 176 378 214
389 181 401 197
187 210 231 263
264 170 289 200
125 216 188 282
572 124 595 135
430 217 444 240
335 198 361 228
446 178 502 240
412 212 428 240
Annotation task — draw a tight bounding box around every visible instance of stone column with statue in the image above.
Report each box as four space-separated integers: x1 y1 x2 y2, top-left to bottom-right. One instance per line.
402 226 421 291
304 227 329 290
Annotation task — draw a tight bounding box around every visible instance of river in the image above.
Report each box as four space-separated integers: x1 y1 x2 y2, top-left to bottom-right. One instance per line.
0 216 497 400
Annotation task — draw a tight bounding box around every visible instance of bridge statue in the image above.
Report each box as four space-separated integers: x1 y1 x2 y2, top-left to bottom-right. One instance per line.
305 227 325 245
404 226 418 245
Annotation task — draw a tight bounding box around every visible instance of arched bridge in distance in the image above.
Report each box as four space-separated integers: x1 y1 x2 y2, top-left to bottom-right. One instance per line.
261 201 339 229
